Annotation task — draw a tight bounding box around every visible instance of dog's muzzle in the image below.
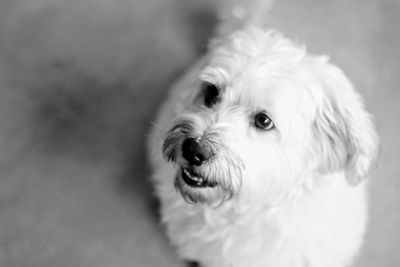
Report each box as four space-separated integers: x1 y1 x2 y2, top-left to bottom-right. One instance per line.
163 121 244 204
162 119 244 204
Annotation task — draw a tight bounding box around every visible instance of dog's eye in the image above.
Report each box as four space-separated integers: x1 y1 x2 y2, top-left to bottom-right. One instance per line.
202 82 220 107
254 113 274 131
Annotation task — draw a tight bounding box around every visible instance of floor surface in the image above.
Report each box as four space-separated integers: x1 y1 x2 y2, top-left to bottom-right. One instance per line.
0 0 399 266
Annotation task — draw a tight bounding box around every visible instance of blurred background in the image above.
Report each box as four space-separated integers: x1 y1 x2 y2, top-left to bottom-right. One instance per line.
0 0 398 266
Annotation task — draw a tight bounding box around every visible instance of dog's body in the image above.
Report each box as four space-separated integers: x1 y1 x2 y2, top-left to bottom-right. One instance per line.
148 27 378 267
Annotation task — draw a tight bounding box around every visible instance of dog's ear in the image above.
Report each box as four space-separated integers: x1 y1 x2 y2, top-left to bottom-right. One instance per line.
309 58 379 185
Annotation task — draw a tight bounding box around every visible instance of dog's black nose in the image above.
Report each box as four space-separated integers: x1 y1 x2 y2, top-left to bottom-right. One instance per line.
181 138 212 166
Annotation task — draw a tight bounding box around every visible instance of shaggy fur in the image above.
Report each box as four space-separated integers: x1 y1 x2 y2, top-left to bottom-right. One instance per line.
148 26 378 267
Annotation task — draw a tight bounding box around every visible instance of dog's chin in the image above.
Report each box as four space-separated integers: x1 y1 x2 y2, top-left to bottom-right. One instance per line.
174 167 231 205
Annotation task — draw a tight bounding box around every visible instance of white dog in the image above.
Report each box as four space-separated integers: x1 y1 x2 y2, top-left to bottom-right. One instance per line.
148 22 378 267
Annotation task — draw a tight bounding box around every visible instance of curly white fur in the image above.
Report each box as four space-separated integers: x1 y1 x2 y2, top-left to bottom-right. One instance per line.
148 27 378 267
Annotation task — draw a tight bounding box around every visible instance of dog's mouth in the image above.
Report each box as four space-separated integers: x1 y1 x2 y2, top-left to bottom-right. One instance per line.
180 168 217 188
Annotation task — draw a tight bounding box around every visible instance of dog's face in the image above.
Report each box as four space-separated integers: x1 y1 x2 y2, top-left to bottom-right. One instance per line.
163 28 378 205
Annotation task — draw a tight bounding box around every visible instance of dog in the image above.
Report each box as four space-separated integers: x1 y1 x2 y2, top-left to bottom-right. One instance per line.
148 11 378 267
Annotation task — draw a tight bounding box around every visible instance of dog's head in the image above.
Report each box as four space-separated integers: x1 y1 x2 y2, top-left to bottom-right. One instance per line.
162 28 378 205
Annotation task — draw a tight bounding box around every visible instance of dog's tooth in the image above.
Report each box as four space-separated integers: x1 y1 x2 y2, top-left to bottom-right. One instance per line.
184 169 192 179
181 167 213 187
